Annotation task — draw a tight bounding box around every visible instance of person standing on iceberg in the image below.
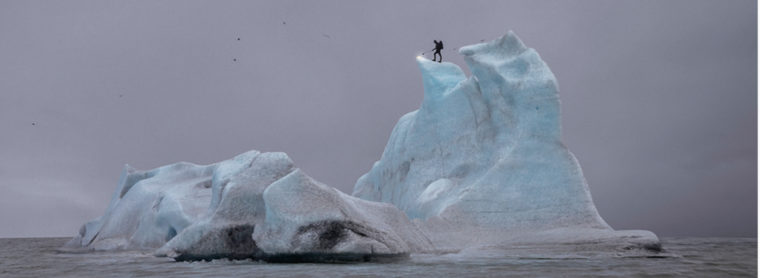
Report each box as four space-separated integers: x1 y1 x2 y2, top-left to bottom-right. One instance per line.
431 40 443 63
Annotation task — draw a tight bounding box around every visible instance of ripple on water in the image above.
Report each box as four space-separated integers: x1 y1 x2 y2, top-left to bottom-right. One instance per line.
0 237 755 278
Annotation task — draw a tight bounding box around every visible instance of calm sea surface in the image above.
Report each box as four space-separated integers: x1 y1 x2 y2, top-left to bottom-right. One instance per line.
0 237 755 277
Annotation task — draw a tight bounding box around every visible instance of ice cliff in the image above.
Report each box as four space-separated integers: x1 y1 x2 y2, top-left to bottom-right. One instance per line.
65 31 660 261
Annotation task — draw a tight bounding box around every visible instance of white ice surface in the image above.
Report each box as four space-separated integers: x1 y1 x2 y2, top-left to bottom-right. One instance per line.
65 151 262 250
253 169 432 255
155 152 296 259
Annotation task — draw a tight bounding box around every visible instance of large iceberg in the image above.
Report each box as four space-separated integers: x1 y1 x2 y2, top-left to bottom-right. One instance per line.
354 31 659 251
65 31 659 261
66 151 431 261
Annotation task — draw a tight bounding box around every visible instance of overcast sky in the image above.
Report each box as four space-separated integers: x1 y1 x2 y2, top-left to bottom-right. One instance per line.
0 0 755 238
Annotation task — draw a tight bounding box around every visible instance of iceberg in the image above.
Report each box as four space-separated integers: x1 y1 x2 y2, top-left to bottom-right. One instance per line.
65 31 660 261
66 151 430 262
353 31 659 251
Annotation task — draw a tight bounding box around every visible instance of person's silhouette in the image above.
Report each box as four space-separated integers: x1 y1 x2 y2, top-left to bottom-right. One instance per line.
432 40 443 63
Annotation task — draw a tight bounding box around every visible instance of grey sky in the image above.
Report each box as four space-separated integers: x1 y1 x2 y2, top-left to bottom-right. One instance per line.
0 0 755 238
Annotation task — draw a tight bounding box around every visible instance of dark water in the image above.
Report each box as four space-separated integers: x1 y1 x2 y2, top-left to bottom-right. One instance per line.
0 237 755 277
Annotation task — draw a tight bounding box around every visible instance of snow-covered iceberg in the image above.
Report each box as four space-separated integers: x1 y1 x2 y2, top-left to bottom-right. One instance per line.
66 31 659 261
353 31 659 251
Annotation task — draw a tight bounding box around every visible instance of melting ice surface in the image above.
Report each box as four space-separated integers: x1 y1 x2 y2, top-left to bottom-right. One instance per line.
64 31 660 262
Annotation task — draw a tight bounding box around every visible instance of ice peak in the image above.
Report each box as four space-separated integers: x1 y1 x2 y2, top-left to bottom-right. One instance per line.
415 56 466 103
459 30 527 57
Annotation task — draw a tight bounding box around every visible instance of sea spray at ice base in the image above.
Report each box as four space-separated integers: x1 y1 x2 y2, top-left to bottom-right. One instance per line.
65 31 660 261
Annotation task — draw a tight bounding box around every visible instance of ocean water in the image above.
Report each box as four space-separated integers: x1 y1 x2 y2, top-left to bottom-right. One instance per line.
0 237 755 277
